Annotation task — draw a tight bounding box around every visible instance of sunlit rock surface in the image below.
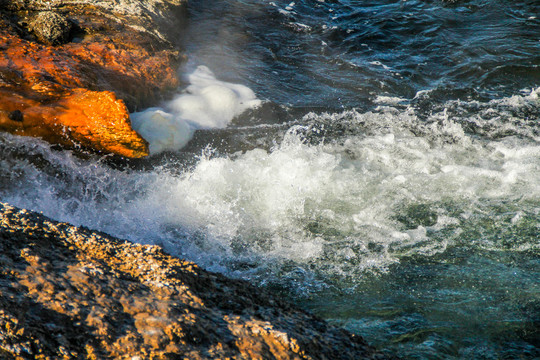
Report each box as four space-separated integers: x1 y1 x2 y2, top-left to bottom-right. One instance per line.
0 203 394 359
0 0 187 157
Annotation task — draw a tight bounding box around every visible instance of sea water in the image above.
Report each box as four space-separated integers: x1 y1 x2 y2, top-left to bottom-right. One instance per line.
1 0 539 358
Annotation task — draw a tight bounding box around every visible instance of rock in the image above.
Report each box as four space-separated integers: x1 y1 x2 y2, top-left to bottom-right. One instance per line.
7 0 188 43
0 89 149 158
0 202 397 359
0 0 187 157
7 110 23 122
29 11 72 46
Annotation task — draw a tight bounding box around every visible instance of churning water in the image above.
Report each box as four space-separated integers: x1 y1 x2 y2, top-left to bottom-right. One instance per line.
1 0 539 358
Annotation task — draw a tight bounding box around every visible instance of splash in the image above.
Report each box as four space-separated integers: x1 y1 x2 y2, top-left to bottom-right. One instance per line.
1 90 539 289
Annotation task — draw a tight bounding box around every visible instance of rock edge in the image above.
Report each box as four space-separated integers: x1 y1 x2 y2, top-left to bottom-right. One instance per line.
0 202 396 359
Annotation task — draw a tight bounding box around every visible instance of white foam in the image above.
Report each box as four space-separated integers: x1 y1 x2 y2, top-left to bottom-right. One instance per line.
131 66 261 154
373 95 407 105
130 108 193 154
369 61 391 70
2 90 539 288
496 86 540 107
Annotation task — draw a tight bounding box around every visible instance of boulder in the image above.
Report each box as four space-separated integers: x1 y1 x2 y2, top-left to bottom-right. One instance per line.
0 202 395 359
29 11 72 46
0 89 148 158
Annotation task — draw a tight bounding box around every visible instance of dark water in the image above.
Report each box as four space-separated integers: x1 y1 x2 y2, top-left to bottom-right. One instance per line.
184 0 540 106
1 0 539 358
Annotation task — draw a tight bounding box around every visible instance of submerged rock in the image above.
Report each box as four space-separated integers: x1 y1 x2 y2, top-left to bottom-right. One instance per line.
0 202 395 359
0 0 187 157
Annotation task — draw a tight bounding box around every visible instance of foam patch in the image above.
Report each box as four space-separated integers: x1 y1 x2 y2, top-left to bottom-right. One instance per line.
131 66 261 154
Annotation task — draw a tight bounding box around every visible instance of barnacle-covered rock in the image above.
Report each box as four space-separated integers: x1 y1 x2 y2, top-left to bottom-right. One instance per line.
0 202 395 359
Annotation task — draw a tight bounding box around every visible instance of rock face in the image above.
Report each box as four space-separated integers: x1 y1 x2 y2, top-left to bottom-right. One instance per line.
0 202 395 359
0 0 187 157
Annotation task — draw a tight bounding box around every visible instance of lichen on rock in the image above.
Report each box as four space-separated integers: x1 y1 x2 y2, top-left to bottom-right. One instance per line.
29 11 72 46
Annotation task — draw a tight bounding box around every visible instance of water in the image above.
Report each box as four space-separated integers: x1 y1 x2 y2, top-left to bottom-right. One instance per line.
1 0 539 358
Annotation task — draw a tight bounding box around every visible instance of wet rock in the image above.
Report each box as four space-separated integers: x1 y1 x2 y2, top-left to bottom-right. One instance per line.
0 89 149 158
29 11 72 46
0 202 396 359
0 0 187 157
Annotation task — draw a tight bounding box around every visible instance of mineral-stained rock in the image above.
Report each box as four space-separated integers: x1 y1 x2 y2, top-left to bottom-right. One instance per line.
0 202 396 359
0 0 187 157
0 88 149 158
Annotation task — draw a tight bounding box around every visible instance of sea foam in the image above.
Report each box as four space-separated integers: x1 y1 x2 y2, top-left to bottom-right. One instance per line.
131 66 261 154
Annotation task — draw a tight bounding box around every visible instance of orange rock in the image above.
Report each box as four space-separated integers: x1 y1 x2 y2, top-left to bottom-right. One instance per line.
0 89 148 158
0 5 185 157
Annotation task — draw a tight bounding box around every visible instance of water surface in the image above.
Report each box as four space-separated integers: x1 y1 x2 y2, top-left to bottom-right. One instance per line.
1 0 539 358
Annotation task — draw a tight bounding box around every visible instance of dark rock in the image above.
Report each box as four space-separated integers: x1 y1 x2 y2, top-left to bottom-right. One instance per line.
30 11 72 45
8 109 22 122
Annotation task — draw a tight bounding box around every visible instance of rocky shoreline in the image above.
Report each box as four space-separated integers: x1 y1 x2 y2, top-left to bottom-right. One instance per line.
1 1 398 358
0 0 187 157
0 203 395 359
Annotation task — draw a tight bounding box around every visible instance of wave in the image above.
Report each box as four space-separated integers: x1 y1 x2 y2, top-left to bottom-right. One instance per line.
1 89 539 292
